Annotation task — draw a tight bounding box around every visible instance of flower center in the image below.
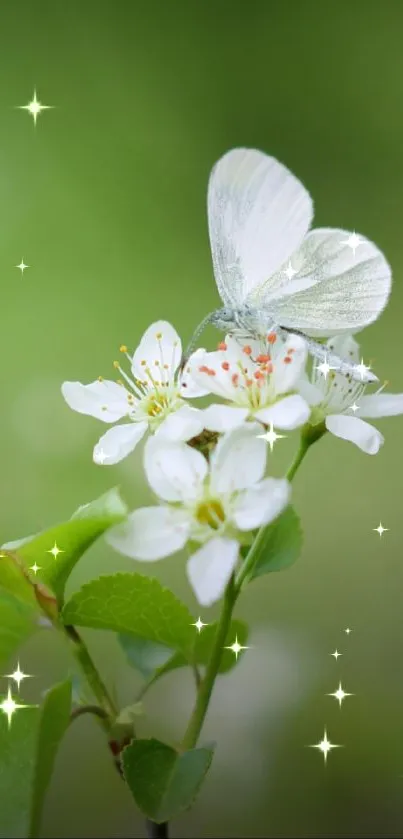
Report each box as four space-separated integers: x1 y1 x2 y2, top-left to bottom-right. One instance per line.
195 499 226 530
145 394 169 417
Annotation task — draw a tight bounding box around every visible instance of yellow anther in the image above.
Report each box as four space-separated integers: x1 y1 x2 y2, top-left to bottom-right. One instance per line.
154 360 160 366
120 344 128 353
98 376 104 382
156 332 162 339
116 379 124 386
141 360 146 366
113 361 120 369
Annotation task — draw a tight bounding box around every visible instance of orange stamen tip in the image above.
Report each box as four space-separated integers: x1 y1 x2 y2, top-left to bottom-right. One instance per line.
267 332 277 344
199 365 209 374
266 363 274 374
207 368 216 376
231 373 239 386
256 353 270 363
242 345 252 355
221 361 230 371
284 356 292 364
217 341 227 350
254 371 264 380
119 345 128 353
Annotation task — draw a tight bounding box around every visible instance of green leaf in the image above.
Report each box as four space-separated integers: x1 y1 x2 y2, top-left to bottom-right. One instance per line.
120 618 249 686
0 591 39 667
0 680 72 839
30 680 72 838
2 488 128 604
122 738 214 822
0 551 38 608
250 506 303 579
62 573 195 656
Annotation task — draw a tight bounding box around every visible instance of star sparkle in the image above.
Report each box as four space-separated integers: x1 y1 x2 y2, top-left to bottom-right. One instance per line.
344 627 352 635
94 447 107 465
47 542 63 560
30 562 41 575
192 617 208 633
373 522 389 537
16 259 29 275
17 89 53 125
355 358 372 381
331 649 342 660
349 402 360 413
258 423 285 452
5 661 32 692
327 681 353 708
340 231 363 255
284 261 297 281
224 635 250 660
309 728 341 764
315 356 336 380
0 685 28 728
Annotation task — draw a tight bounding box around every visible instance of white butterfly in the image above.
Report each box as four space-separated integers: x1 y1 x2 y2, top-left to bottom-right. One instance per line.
189 148 391 383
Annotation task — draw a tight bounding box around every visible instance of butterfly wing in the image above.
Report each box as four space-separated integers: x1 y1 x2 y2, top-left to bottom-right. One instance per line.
254 228 392 337
208 148 313 306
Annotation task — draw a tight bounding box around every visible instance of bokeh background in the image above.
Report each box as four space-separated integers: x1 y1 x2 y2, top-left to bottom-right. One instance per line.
2 0 403 836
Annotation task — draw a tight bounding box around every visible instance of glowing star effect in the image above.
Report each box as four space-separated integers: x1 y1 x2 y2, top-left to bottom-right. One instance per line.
340 231 363 255
355 358 372 381
224 635 250 660
344 627 352 635
0 686 28 728
192 617 208 633
5 661 32 692
16 259 29 275
309 728 341 764
349 402 360 413
374 522 389 537
331 649 342 660
315 356 336 380
258 423 285 452
17 89 53 125
47 542 63 560
327 681 353 708
30 562 41 575
284 261 297 281
94 446 107 465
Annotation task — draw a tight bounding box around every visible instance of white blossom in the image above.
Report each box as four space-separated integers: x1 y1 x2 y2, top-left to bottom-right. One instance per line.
106 425 290 606
61 321 207 465
300 335 403 454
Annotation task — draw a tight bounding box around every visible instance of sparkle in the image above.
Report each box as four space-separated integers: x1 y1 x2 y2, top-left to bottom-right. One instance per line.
340 231 363 255
349 402 360 413
258 423 285 452
94 447 107 465
284 261 297 281
331 649 342 660
192 617 208 633
344 627 352 635
5 661 32 692
16 259 29 275
327 681 353 707
355 358 371 381
17 89 53 125
224 635 250 660
30 562 41 575
0 685 28 728
309 728 341 764
47 542 63 560
316 356 336 380
374 522 389 537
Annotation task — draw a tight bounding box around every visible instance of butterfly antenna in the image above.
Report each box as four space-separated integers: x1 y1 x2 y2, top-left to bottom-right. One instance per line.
181 312 215 369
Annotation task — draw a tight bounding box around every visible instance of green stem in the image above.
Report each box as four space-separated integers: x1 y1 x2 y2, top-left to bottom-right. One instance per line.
64 624 118 730
181 576 238 750
285 433 311 481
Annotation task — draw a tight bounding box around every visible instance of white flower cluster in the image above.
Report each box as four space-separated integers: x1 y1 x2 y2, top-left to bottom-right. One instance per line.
61 321 403 607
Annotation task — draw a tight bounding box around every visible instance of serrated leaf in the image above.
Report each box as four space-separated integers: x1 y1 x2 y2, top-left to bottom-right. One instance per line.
120 618 249 687
2 488 128 604
0 680 72 839
250 506 303 579
122 738 214 822
30 680 72 837
62 573 195 657
0 591 39 667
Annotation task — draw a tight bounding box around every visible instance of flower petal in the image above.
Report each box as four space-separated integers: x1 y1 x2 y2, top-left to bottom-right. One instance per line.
325 414 384 454
203 404 249 433
187 537 239 606
255 394 310 430
94 422 147 464
210 424 267 493
357 393 403 419
231 478 290 531
272 334 308 395
180 349 210 398
298 378 323 406
326 334 360 364
61 380 131 423
106 506 190 560
156 405 205 442
144 436 207 502
131 321 182 382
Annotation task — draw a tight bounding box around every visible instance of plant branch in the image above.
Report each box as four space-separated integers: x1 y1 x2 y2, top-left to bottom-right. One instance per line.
64 624 118 730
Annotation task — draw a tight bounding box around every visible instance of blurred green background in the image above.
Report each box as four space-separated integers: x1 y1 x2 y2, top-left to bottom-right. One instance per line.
2 0 403 835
